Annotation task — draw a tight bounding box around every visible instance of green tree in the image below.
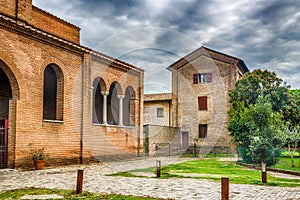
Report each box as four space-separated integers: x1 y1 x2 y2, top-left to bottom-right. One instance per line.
228 69 290 166
229 69 297 124
247 98 284 165
229 96 284 165
284 123 300 167
286 89 300 126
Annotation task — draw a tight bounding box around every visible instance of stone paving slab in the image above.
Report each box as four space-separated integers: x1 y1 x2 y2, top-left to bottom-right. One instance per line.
0 156 299 200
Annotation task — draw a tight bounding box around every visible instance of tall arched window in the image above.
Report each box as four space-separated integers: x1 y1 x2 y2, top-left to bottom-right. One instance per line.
107 82 121 125
92 77 105 124
123 86 135 126
43 64 64 121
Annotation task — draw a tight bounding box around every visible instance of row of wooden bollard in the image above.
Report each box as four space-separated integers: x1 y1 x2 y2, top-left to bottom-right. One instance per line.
75 162 267 199
75 168 230 199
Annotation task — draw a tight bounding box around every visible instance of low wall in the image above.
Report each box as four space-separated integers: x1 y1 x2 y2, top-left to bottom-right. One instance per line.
143 125 180 156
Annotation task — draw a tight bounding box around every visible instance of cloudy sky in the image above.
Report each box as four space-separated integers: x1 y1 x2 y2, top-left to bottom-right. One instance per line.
33 0 300 92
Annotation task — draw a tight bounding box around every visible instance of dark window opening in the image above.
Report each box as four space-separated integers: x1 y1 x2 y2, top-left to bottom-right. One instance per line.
43 66 57 120
43 64 63 121
92 78 104 124
123 87 135 126
199 124 207 138
107 83 119 125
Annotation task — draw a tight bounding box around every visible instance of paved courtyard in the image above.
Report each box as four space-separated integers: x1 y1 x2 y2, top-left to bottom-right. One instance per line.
0 156 299 200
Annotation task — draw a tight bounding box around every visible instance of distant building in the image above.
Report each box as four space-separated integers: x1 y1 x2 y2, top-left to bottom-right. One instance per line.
168 46 249 153
0 0 144 169
144 93 172 126
144 46 249 155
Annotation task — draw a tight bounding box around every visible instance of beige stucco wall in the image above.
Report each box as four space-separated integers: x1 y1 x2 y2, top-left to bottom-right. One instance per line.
170 51 241 153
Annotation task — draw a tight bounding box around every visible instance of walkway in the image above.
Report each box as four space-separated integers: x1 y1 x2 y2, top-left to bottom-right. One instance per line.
0 156 299 200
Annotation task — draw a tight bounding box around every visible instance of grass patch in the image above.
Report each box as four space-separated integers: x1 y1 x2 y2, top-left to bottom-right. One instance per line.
183 153 234 158
0 188 168 200
281 151 299 157
111 159 300 187
273 157 300 172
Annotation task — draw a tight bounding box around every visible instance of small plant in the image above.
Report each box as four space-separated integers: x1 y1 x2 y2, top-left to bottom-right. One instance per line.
28 143 49 161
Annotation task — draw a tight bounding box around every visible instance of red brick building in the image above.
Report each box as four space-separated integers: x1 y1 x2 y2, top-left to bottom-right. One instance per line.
0 0 144 169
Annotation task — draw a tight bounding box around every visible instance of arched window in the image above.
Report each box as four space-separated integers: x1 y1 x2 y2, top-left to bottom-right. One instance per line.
92 77 105 124
123 86 135 126
43 64 64 121
107 82 121 125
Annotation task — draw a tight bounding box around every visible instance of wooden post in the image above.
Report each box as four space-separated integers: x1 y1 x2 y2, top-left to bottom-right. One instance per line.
156 160 161 178
221 177 229 200
261 162 267 183
76 169 84 194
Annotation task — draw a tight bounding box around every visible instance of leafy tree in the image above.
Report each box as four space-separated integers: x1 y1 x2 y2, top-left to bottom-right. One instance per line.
287 89 300 126
229 96 284 165
247 98 284 165
228 69 291 166
284 123 300 167
229 69 298 125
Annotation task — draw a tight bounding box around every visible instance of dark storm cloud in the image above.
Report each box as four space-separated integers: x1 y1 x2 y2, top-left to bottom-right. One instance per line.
33 0 300 91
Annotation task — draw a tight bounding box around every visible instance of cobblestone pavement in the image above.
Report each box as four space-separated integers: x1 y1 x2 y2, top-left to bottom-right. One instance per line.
0 156 299 200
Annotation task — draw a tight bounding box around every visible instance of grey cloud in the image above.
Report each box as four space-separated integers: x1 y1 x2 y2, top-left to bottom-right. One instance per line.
33 0 300 90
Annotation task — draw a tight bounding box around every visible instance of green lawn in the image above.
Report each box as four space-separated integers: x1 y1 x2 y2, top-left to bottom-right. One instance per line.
273 157 300 172
0 188 168 200
110 159 300 187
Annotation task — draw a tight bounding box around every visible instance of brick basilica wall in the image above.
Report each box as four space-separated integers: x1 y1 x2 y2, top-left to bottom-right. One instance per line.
0 0 143 169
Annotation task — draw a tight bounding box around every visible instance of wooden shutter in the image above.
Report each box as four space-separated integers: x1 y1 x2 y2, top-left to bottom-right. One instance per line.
207 73 212 83
198 96 207 110
193 74 198 84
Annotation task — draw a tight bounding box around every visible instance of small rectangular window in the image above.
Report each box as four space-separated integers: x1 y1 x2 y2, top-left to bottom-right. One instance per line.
157 108 164 118
198 96 207 110
199 124 207 138
199 73 212 83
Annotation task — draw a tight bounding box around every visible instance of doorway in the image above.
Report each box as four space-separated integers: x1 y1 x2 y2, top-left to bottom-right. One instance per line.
181 131 189 150
0 66 12 168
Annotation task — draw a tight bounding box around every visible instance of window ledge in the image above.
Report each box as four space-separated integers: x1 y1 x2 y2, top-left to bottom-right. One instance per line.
43 119 64 124
92 123 136 128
